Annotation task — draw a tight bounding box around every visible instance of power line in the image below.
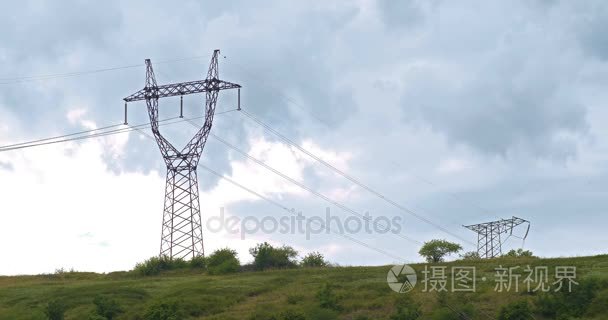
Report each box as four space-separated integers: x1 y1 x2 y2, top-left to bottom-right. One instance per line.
239 109 475 246
0 117 178 152
0 55 209 85
0 109 238 153
0 122 124 150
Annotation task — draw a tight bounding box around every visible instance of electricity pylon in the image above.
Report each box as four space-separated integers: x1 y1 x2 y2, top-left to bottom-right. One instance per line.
463 216 530 259
124 50 241 259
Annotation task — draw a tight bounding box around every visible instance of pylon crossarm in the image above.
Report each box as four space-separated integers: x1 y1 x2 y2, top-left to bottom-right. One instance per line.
123 79 240 102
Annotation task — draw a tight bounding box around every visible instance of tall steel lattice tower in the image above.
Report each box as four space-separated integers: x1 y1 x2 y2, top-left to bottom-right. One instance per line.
464 216 530 259
123 50 241 259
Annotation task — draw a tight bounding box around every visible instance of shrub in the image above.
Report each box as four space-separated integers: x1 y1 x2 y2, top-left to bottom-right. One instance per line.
460 251 481 261
316 282 341 311
189 255 207 269
301 252 329 268
44 300 67 320
206 248 240 275
498 300 532 320
133 256 188 276
249 242 298 270
418 240 462 263
503 249 535 258
88 315 107 320
93 296 122 320
143 300 184 320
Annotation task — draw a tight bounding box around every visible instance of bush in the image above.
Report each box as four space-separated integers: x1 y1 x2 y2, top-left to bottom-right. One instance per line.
249 242 298 270
45 300 67 320
301 252 329 268
206 248 240 275
143 300 184 320
189 255 207 269
93 296 122 320
316 282 341 311
503 249 535 258
498 300 532 320
460 251 481 261
133 256 188 276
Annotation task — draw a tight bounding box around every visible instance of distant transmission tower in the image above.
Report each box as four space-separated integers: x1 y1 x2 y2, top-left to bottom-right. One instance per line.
464 216 530 259
123 50 241 259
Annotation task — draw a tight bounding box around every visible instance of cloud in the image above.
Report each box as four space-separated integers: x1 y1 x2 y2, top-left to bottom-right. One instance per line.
377 0 426 29
396 1 591 159
576 2 608 60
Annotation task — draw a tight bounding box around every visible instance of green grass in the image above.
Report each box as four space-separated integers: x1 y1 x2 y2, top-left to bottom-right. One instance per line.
1 255 607 319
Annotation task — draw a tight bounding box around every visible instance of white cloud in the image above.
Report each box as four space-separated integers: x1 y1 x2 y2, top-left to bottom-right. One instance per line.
436 158 471 175
66 108 87 124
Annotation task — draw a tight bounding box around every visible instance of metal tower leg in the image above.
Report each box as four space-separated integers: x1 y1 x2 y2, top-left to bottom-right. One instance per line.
160 167 204 259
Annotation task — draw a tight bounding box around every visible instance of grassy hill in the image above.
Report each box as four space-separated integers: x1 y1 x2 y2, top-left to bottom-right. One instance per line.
0 254 607 319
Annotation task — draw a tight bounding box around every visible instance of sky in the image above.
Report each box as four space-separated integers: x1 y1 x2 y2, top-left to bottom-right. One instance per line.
0 0 607 275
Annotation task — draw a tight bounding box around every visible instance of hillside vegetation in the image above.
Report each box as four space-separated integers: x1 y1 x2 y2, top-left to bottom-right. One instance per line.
0 254 607 319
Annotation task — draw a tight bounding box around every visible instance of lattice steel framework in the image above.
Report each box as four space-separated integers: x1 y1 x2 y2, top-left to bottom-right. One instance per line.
463 216 530 259
124 50 241 259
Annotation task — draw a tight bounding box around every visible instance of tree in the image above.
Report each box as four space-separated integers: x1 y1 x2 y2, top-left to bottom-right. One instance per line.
418 239 462 263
